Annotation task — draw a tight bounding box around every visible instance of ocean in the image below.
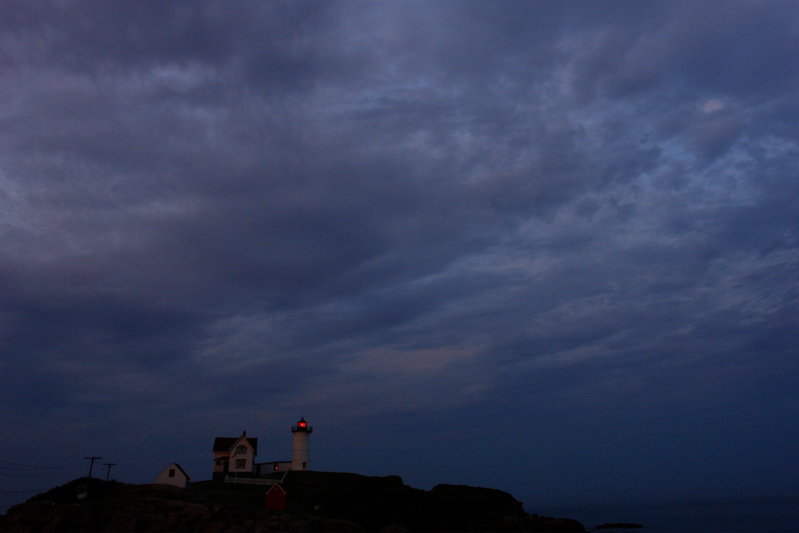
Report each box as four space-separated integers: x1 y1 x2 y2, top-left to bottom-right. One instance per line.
534 496 799 533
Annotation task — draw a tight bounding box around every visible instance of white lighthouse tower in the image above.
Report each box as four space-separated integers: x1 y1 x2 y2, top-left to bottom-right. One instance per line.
291 417 312 470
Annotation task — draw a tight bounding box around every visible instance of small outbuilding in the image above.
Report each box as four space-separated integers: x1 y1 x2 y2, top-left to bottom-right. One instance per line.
156 462 191 488
265 483 287 510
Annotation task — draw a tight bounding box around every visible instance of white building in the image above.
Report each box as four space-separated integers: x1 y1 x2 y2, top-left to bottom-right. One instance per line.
156 462 190 488
291 417 312 470
212 431 257 477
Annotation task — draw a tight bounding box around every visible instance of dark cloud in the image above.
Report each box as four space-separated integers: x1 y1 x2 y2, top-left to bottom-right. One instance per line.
1 0 798 512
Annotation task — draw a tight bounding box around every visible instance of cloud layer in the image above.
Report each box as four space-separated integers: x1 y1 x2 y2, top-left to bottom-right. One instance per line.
1 1 798 509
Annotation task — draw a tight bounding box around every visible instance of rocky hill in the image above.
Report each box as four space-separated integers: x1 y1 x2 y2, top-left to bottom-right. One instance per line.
0 472 585 532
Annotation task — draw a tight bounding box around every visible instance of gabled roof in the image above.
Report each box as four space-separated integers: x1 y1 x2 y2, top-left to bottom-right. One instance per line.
212 437 237 452
213 433 258 454
163 462 190 480
266 483 286 494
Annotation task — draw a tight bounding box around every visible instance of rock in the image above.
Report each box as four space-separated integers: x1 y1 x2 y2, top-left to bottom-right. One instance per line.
379 525 411 532
200 520 226 533
0 474 585 532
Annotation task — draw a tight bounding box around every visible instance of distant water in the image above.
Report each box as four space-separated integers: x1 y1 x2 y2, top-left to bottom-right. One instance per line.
534 496 799 533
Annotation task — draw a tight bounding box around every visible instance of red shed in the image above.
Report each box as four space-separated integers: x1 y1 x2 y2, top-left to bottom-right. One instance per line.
265 483 287 510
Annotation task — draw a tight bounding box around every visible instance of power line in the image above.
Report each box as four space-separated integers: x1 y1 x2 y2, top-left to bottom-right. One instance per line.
0 459 86 479
0 488 49 494
0 459 84 470
0 469 84 478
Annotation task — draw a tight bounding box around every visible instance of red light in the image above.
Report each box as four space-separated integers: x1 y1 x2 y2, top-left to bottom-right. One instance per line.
299 422 307 427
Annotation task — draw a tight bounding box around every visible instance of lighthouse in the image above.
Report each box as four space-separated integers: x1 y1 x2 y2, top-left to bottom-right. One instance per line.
291 417 312 470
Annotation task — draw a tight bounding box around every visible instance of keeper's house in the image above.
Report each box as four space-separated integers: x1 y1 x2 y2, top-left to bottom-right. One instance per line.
212 431 257 479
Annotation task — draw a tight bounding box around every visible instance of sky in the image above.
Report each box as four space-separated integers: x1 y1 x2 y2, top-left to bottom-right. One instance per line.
1 0 798 513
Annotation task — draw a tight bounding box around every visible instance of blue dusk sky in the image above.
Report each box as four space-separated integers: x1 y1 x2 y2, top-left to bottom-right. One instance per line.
1 1 798 512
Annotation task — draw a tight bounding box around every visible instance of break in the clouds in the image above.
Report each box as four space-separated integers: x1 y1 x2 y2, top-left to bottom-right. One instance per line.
1 1 798 509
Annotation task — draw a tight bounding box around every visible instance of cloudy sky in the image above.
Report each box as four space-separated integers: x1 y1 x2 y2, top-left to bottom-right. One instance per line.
2 1 798 512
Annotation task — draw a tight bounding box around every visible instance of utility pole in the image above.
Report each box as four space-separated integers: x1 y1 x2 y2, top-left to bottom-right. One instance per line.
103 462 117 481
85 456 102 478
